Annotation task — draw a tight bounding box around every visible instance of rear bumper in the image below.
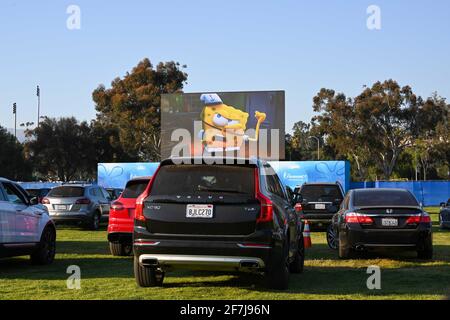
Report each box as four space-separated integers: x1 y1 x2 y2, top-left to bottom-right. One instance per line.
49 213 90 223
108 232 132 244
139 254 265 271
108 217 134 234
302 213 334 227
341 224 431 249
440 221 450 229
133 225 280 272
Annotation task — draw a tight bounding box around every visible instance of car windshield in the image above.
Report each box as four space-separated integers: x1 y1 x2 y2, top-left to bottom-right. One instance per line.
121 180 149 199
300 185 342 203
47 186 85 198
150 165 255 197
354 190 419 207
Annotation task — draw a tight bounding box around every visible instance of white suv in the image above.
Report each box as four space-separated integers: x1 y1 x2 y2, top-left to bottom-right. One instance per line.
0 177 56 264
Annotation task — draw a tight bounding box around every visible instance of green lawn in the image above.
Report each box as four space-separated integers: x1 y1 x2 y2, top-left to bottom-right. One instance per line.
0 207 449 300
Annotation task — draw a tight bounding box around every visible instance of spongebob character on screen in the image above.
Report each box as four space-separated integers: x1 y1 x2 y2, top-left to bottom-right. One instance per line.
198 93 266 153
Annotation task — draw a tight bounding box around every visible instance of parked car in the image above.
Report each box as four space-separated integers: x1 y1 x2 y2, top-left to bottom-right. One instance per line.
327 188 433 259
106 188 123 201
439 199 450 230
42 184 112 230
133 157 304 290
0 178 56 264
25 188 51 204
294 182 344 229
108 177 151 256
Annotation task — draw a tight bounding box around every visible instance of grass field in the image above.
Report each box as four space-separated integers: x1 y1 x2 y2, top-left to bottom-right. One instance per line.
0 208 449 300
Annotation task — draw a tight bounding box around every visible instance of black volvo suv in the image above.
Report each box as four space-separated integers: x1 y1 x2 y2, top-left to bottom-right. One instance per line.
133 157 304 289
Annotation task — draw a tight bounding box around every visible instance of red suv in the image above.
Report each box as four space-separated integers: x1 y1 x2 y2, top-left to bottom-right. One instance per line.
107 177 151 256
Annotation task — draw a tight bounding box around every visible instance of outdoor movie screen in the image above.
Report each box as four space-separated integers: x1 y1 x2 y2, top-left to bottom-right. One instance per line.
160 91 285 160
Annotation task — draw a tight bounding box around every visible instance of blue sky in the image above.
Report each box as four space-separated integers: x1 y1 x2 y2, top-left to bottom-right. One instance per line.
1 0 449 132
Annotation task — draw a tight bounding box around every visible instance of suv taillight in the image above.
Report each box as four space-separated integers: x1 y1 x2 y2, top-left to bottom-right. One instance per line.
135 167 160 222
41 197 50 204
111 201 124 211
255 168 273 223
75 198 91 205
345 212 374 225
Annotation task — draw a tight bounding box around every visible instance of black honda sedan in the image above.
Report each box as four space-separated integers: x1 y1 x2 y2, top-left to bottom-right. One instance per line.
327 188 433 259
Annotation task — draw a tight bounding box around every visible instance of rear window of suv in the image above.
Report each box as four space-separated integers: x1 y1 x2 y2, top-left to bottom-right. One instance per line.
353 190 419 207
122 180 149 199
151 165 255 196
47 186 85 198
300 185 343 203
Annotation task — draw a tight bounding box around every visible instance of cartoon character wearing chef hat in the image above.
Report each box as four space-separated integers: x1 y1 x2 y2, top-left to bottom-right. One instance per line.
198 93 266 153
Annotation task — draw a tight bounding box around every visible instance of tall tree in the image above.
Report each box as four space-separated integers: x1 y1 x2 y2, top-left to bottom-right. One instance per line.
312 89 374 180
0 126 31 180
92 58 188 161
24 117 95 181
354 80 421 179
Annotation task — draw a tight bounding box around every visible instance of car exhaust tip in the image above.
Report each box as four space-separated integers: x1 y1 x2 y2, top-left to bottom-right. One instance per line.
239 261 260 269
141 258 159 266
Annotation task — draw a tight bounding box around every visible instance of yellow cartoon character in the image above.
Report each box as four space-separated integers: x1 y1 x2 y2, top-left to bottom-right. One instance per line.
198 93 266 153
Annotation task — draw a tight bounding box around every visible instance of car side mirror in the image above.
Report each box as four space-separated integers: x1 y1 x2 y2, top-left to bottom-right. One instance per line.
29 197 39 205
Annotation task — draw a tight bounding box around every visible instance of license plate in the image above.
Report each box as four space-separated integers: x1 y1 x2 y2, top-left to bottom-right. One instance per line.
315 204 326 210
55 205 68 211
382 218 398 227
186 204 213 218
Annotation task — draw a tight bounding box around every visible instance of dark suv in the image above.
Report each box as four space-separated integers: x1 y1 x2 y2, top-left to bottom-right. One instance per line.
439 199 450 229
294 182 344 229
133 157 304 290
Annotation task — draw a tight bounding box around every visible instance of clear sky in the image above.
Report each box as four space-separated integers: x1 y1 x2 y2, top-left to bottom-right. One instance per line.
1 0 449 133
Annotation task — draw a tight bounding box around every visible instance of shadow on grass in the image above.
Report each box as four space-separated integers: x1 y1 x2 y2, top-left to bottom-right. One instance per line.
1 237 449 297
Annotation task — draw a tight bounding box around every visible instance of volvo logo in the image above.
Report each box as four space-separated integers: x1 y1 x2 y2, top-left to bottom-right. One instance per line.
386 209 393 214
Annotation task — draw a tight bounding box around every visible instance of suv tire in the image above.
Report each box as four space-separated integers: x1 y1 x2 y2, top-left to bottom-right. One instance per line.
134 256 164 287
265 244 290 290
89 212 101 231
289 235 304 274
109 242 132 256
31 226 56 265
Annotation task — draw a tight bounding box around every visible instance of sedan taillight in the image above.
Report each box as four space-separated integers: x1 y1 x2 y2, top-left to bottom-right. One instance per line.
345 212 374 225
406 213 431 225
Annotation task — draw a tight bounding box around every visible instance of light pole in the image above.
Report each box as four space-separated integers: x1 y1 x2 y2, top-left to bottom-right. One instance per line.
37 85 40 127
308 135 320 160
13 103 17 138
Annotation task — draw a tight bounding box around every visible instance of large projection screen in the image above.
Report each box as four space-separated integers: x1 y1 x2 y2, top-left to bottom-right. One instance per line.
161 91 285 160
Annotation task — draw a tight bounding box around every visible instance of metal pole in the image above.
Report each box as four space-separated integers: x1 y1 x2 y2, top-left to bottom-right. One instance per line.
37 85 40 127
13 103 17 138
